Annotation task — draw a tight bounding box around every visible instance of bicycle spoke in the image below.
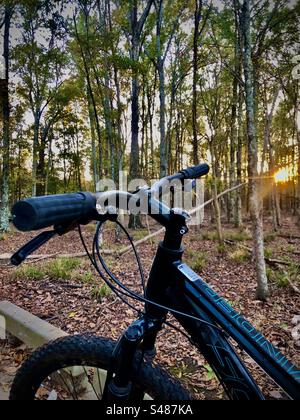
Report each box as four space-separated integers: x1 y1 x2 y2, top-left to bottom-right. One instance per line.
83 367 101 400
57 370 78 401
96 368 104 398
69 371 79 401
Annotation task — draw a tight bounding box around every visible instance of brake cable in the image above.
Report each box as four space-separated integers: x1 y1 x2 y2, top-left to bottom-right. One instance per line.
79 221 227 336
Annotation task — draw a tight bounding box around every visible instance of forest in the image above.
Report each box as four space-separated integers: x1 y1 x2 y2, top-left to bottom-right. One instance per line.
1 0 300 299
0 0 299 401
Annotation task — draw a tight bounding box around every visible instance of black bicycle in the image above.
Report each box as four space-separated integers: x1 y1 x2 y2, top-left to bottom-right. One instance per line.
8 164 300 400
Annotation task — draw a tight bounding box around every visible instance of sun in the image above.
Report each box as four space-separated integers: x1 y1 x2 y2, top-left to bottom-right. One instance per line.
274 167 295 184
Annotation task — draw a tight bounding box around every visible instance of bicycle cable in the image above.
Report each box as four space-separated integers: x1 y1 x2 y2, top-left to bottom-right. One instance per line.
79 221 226 336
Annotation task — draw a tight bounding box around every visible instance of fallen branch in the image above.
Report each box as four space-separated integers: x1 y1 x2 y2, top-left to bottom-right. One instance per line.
224 240 300 268
278 234 300 240
282 251 300 257
286 278 300 295
264 258 299 268
0 251 112 263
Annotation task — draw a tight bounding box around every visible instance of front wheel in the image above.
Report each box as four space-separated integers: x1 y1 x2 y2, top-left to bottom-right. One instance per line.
10 335 191 401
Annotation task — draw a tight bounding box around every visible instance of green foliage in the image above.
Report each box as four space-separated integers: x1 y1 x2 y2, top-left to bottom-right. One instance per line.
3 0 300 253
91 284 112 302
217 243 227 254
14 265 44 281
201 231 219 242
204 364 216 381
190 253 207 273
264 248 274 259
229 248 250 263
225 231 251 242
285 245 296 254
268 264 300 289
77 271 94 284
45 258 81 280
264 232 278 244
133 229 150 240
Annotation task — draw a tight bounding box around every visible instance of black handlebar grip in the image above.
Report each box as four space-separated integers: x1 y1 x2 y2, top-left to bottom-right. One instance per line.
12 192 97 232
179 163 210 180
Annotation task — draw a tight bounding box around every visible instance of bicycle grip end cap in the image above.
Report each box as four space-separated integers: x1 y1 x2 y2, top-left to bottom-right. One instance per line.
180 163 210 180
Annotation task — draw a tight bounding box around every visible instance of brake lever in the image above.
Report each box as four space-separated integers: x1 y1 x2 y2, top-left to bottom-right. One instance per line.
11 231 57 266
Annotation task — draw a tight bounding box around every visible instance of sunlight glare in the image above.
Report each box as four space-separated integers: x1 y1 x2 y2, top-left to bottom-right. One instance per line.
274 167 295 184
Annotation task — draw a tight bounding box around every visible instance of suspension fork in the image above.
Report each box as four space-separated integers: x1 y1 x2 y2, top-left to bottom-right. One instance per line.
102 315 165 401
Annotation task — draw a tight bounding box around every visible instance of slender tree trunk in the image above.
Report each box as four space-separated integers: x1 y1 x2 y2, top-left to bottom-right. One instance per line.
146 73 157 178
241 0 269 301
235 88 243 228
0 5 12 232
158 61 167 177
129 18 142 229
295 84 300 226
87 90 99 192
45 135 53 196
36 134 46 196
128 0 154 228
130 48 140 183
234 2 243 228
32 112 40 197
113 65 124 176
229 43 239 223
167 62 176 173
266 91 281 230
192 0 203 166
129 1 140 184
73 15 103 177
210 139 223 244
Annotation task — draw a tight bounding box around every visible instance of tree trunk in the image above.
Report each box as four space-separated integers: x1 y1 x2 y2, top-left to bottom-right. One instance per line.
31 113 40 197
87 90 99 192
45 136 53 196
192 0 203 166
235 88 243 228
295 85 300 226
264 88 281 230
158 61 167 177
130 53 140 183
241 0 269 301
36 135 46 196
0 5 12 232
73 15 103 178
210 140 223 244
229 46 239 223
156 0 167 177
128 1 153 229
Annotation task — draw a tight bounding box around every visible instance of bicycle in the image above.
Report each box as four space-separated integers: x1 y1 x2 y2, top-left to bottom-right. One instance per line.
8 164 300 400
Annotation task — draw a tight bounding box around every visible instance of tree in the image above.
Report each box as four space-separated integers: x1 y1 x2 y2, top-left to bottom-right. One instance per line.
150 0 187 177
240 0 269 301
0 2 13 232
127 0 154 228
14 1 67 196
192 0 211 166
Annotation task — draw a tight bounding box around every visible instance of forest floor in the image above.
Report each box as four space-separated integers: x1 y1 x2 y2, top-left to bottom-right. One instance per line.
0 216 299 400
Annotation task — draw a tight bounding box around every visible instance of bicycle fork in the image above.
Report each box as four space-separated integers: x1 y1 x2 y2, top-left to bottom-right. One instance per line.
102 315 165 401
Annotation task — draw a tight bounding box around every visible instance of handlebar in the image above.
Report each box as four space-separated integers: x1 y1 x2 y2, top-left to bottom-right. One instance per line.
12 192 97 232
179 163 210 180
12 164 210 233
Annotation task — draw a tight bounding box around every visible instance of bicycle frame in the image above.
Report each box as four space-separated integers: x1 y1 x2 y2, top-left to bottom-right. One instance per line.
104 210 300 401
169 261 300 400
